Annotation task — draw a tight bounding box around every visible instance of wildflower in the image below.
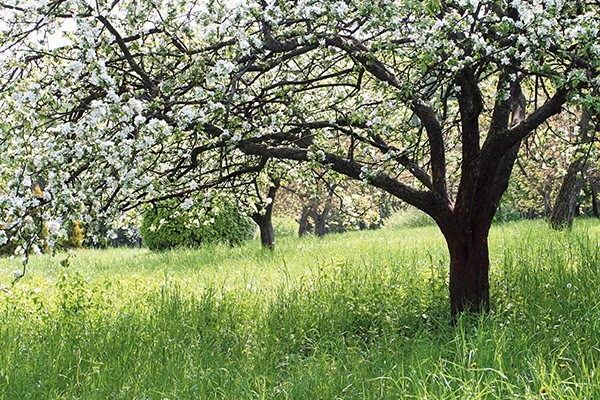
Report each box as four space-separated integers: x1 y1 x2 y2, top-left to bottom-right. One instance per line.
566 283 572 289
470 362 478 368
540 386 548 395
13 269 24 279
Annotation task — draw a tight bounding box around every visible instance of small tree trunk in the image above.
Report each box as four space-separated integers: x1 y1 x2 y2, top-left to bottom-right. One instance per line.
252 213 275 250
542 186 553 217
312 187 335 237
550 158 587 229
591 179 600 218
298 205 312 236
312 205 331 237
313 214 327 237
251 182 279 250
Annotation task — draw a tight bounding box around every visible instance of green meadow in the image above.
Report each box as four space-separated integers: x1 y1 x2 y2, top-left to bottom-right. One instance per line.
0 219 598 399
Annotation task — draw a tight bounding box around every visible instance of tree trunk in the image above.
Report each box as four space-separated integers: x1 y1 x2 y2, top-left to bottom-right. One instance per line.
252 213 275 250
313 212 328 237
542 184 554 217
441 75 524 322
446 222 491 321
312 204 331 237
298 205 312 236
550 158 587 229
251 181 279 250
312 185 335 237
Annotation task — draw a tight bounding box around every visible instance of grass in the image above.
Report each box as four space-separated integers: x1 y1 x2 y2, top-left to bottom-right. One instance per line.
0 219 598 399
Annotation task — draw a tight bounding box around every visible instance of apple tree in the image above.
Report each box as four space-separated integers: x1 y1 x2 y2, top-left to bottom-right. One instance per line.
1 0 599 319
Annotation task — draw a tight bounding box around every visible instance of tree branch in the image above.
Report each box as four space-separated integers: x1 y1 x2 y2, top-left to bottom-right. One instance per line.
237 141 453 233
96 14 158 96
411 98 447 197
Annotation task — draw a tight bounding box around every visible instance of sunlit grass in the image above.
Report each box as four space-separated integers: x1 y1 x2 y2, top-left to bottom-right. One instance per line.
0 219 598 399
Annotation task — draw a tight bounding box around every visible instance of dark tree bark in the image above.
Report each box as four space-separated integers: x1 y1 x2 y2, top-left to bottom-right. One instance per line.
310 186 335 237
550 109 593 230
446 221 492 316
251 180 280 250
550 159 587 229
252 212 276 250
311 203 331 237
298 205 312 237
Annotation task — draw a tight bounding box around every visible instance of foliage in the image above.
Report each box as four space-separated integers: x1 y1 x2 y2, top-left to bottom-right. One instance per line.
0 220 598 398
0 184 49 256
384 207 437 229
63 220 84 249
271 216 298 238
139 199 255 251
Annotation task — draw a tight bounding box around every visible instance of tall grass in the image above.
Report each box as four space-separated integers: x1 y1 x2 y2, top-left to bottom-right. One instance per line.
0 219 598 399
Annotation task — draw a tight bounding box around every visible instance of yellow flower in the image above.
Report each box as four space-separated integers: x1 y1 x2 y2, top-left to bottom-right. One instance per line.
470 362 477 368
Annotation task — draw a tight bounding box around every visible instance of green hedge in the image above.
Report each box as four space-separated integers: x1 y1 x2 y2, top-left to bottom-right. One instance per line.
140 200 255 251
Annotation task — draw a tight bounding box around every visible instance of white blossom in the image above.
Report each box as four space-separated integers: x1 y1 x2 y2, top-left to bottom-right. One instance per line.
181 198 194 210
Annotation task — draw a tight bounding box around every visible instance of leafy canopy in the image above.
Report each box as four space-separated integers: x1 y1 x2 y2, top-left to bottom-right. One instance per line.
0 0 598 256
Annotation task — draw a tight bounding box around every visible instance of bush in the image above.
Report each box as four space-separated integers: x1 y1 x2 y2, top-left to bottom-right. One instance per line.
140 200 255 251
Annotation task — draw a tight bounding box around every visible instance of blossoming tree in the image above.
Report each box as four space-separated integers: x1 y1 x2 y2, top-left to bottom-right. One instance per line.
1 0 598 319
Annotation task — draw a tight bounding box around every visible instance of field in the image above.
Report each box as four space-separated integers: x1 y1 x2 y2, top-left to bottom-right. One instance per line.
0 218 598 399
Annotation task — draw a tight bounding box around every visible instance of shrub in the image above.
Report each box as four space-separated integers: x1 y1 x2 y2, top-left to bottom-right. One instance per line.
140 200 255 251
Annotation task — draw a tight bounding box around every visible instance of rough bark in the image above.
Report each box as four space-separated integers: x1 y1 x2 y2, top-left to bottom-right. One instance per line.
298 205 312 237
549 158 587 229
446 222 491 318
251 181 280 250
252 213 276 250
444 74 526 321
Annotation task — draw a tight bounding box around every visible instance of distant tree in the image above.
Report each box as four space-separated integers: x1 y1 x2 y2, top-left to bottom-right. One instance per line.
503 108 598 220
1 1 598 320
280 170 389 237
550 108 597 229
